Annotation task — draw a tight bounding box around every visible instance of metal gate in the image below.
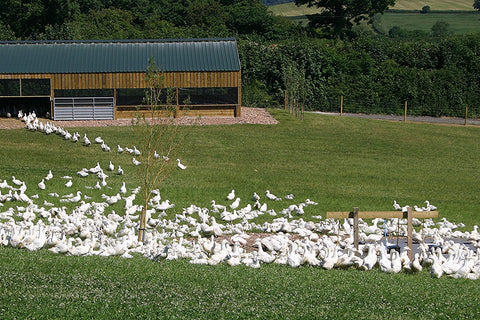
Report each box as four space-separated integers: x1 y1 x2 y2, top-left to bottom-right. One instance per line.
53 97 115 120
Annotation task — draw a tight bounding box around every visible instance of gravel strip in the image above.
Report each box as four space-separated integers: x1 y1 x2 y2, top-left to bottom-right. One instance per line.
0 107 278 129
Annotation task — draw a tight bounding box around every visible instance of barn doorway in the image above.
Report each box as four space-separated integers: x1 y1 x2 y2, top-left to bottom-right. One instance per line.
0 97 51 118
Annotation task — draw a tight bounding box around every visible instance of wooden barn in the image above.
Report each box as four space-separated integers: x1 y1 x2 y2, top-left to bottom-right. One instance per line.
0 38 242 120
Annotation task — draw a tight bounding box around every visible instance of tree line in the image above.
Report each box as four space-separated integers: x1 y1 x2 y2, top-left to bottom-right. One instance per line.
0 0 479 117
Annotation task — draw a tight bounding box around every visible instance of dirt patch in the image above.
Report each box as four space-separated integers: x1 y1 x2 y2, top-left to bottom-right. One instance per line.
0 107 278 130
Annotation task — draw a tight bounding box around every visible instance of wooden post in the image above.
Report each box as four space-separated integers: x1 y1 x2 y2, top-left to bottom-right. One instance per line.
340 95 344 116
465 104 468 126
352 207 359 252
284 90 288 110
301 102 304 121
407 206 413 261
175 87 179 118
404 101 407 122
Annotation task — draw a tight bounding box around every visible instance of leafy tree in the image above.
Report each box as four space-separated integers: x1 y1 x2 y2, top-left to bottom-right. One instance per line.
294 0 395 37
0 21 16 40
474 0 480 11
420 5 430 14
226 0 277 36
72 8 140 39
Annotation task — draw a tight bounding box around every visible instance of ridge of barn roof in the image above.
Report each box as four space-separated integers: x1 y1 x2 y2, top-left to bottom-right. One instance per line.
0 38 241 74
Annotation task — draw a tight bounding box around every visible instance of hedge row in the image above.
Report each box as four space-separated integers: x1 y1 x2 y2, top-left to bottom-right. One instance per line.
239 34 480 118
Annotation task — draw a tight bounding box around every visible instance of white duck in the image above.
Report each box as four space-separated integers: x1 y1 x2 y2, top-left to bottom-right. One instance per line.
38 179 46 190
176 159 187 170
265 190 280 201
227 189 235 201
393 200 401 210
361 244 378 271
425 200 437 211
133 146 141 156
230 197 241 210
120 182 127 194
132 158 141 166
256 240 276 264
45 170 53 181
83 134 91 146
12 176 22 186
287 242 302 268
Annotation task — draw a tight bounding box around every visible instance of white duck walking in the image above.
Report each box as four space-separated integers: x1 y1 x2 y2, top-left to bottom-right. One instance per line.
176 159 187 170
38 179 46 190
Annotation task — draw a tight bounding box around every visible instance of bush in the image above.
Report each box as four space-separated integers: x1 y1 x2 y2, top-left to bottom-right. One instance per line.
420 6 430 14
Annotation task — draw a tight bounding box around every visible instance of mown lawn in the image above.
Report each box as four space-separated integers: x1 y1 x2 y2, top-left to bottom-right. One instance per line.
0 110 480 318
1 247 480 319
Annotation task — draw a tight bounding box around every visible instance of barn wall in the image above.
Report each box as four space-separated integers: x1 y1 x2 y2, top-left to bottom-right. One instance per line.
0 71 242 118
0 71 241 89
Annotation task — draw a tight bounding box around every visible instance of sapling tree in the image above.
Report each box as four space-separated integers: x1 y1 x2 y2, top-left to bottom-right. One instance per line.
132 57 186 242
282 61 306 120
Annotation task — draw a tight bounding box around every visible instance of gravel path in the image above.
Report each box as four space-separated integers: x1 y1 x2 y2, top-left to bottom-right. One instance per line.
0 107 278 129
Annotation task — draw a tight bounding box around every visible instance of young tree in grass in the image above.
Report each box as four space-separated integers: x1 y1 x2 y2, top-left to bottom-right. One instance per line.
133 57 186 242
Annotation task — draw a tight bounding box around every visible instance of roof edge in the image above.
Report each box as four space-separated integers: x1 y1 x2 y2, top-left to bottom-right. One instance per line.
0 38 237 45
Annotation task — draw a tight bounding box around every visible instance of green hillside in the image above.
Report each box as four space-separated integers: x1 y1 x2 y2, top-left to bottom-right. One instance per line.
268 0 479 33
269 0 475 14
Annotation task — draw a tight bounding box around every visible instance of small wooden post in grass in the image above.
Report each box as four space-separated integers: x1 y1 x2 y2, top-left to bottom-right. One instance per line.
340 95 344 116
175 87 180 118
465 104 468 126
404 101 408 122
407 206 413 260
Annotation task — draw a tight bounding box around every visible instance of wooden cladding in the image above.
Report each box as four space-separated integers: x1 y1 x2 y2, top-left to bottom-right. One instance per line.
0 71 241 90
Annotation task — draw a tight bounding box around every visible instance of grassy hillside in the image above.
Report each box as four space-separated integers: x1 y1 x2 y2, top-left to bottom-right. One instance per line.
392 0 474 11
268 0 475 14
268 0 478 33
378 11 480 34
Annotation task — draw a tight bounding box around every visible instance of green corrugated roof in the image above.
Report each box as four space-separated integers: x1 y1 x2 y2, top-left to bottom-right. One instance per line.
0 38 241 74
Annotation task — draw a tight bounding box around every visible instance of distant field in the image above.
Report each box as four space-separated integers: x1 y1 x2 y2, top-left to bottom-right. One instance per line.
392 0 474 11
269 0 480 33
268 2 320 17
379 12 480 34
268 0 475 15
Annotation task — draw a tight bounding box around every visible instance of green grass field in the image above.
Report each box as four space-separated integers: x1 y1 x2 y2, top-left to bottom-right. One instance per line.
268 0 475 15
1 110 480 318
1 247 480 319
378 12 480 34
269 0 480 33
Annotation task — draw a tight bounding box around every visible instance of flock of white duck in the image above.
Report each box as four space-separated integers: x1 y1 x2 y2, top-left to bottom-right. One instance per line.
0 111 479 280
